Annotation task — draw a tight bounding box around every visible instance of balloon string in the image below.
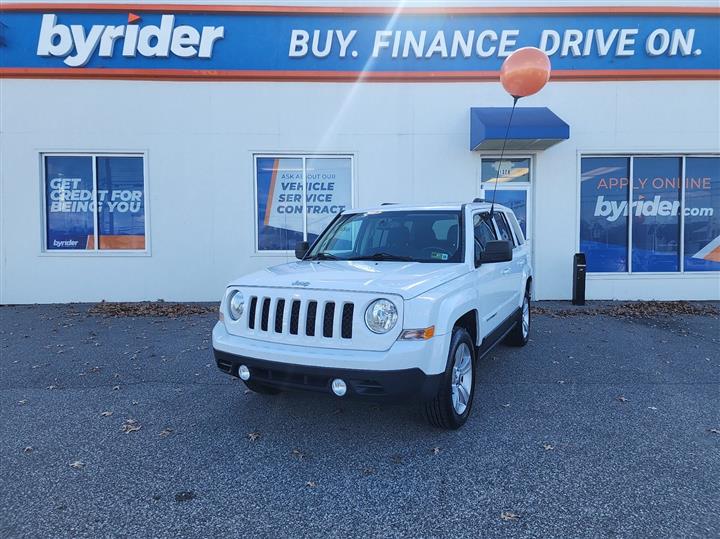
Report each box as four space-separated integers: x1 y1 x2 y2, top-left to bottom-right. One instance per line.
490 95 519 216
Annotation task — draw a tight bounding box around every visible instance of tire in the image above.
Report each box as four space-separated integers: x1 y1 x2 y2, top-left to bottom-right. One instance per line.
505 287 531 347
242 379 282 395
425 327 476 430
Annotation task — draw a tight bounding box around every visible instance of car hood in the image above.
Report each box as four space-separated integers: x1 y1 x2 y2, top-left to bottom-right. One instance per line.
229 260 470 300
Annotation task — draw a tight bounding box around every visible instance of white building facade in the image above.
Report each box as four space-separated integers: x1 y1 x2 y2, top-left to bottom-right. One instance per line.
1 1 718 303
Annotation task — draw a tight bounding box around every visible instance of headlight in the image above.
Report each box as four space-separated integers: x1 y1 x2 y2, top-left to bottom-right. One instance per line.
228 290 244 320
364 299 398 334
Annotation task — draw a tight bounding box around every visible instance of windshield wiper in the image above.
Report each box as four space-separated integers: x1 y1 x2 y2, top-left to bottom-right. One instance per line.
306 252 340 261
349 252 414 262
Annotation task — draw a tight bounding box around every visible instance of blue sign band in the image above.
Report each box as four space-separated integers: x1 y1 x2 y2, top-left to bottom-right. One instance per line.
1 6 718 78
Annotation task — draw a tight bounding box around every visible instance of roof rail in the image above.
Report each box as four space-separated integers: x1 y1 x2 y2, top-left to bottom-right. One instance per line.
380 202 397 206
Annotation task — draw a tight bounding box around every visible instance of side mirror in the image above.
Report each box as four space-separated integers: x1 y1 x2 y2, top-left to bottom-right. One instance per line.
480 240 513 264
295 241 310 260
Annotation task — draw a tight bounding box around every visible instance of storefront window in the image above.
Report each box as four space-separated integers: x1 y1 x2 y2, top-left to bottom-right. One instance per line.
684 157 720 271
255 155 352 251
44 154 146 251
631 157 681 272
481 157 530 238
580 155 719 273
580 157 630 272
97 157 146 250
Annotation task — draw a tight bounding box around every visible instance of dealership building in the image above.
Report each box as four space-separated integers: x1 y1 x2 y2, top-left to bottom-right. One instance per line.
0 0 718 304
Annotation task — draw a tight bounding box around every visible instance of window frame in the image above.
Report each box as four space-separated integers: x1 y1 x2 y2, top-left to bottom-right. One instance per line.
39 151 150 257
252 153 355 255
577 152 720 276
472 211 498 266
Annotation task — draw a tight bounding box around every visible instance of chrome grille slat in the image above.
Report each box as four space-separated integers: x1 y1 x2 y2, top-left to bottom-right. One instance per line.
332 302 343 339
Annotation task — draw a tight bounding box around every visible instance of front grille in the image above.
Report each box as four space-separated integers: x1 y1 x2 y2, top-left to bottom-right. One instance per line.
247 297 258 329
323 303 335 338
290 300 301 335
306 301 317 336
274 299 285 333
341 303 354 339
246 295 355 340
260 298 271 331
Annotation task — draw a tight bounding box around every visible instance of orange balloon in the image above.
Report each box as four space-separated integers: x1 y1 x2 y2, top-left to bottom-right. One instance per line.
500 47 551 98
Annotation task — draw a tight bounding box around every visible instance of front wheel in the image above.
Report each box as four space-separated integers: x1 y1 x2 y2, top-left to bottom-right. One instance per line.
505 288 530 347
425 327 476 430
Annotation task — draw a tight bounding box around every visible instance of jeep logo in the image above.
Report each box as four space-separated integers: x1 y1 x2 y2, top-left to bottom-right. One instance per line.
292 281 310 287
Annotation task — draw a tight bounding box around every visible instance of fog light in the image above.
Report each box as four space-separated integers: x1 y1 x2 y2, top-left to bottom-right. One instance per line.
238 365 250 381
331 378 347 397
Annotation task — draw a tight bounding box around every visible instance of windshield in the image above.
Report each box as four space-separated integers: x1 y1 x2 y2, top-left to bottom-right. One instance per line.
305 210 463 263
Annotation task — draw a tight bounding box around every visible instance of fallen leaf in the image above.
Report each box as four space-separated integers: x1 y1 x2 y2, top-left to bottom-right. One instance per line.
617 395 629 403
291 448 306 459
175 491 195 502
500 403 511 408
47 385 57 390
121 419 141 434
305 481 317 488
708 428 720 435
362 467 376 476
647 406 658 411
69 460 85 470
18 399 28 405
159 428 173 437
431 447 441 455
100 411 113 417
247 431 261 442
112 385 120 391
542 443 554 451
132 401 139 406
501 511 520 521
23 446 33 454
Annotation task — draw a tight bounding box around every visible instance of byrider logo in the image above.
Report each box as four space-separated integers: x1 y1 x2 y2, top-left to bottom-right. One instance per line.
595 195 714 222
37 14 225 67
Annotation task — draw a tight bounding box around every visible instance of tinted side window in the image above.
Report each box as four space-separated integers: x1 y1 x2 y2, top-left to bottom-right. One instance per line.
473 212 497 252
494 213 515 246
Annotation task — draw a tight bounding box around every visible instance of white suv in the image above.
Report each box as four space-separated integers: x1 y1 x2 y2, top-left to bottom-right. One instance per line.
213 202 532 429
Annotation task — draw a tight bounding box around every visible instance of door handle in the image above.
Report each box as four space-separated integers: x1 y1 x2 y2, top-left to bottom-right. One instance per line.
502 268 511 274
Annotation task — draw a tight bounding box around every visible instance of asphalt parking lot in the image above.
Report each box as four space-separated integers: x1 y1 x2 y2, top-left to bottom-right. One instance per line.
1 302 718 538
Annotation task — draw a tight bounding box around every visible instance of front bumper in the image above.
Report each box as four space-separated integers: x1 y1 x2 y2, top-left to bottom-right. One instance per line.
212 322 450 374
214 348 443 401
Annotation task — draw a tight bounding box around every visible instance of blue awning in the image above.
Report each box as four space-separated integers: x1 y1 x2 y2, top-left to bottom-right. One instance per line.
470 107 569 151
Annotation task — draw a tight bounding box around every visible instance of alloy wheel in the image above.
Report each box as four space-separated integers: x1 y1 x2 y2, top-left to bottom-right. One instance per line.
451 343 473 415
